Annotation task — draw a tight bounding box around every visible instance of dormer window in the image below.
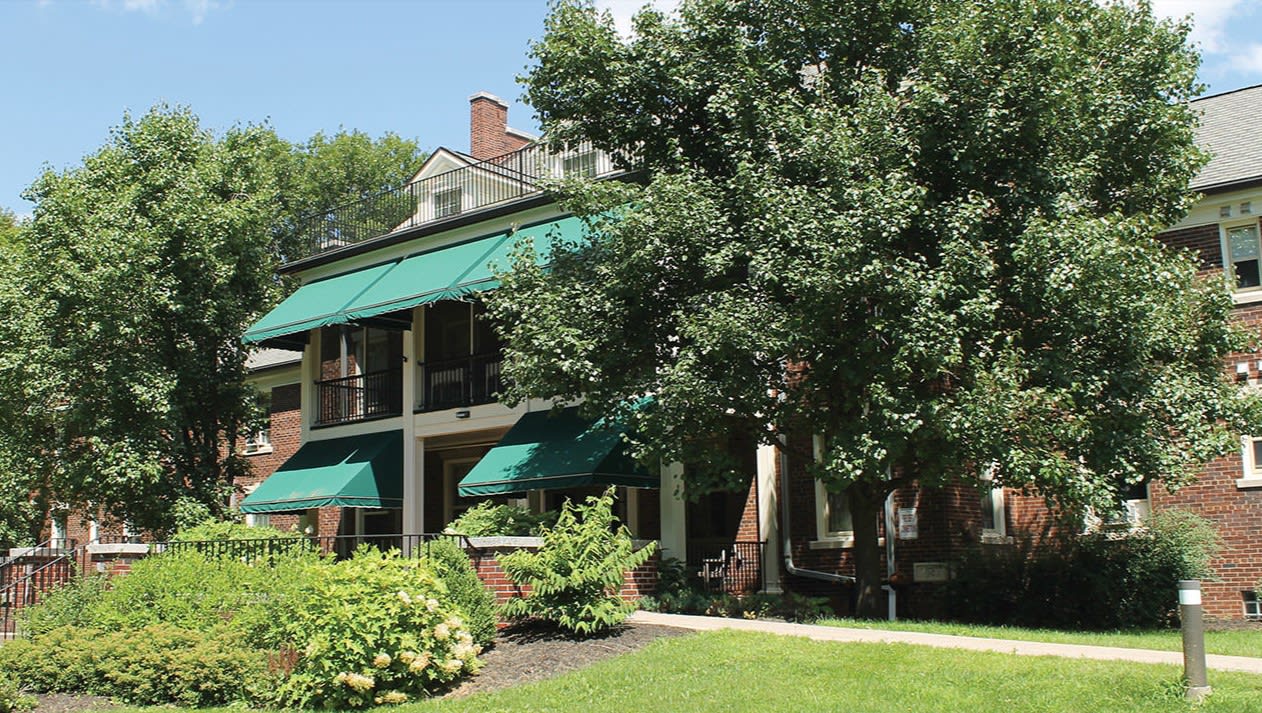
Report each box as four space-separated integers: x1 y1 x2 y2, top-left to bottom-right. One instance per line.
434 187 462 219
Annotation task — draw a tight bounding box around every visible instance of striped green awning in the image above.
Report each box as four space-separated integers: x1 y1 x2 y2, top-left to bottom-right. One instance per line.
239 431 402 513
243 216 584 345
457 407 657 496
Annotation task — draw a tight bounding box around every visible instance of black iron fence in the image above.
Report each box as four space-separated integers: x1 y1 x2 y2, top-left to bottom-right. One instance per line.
315 368 403 425
416 352 503 412
291 141 622 260
1 544 80 638
686 540 766 594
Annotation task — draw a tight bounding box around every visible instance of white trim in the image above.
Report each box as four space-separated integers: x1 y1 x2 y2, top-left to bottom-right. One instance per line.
1219 217 1262 294
812 435 854 542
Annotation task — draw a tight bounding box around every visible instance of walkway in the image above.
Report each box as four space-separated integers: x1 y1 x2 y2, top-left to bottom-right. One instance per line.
628 611 1262 674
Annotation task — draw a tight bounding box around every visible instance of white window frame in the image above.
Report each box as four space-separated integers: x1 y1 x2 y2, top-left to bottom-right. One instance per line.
1245 591 1262 621
244 428 272 455
811 435 856 548
1220 218 1262 295
434 187 462 219
1237 435 1262 489
981 486 1007 542
49 512 68 549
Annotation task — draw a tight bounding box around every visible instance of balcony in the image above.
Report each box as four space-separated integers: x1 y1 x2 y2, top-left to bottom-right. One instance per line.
416 352 504 413
291 141 623 262
315 369 403 426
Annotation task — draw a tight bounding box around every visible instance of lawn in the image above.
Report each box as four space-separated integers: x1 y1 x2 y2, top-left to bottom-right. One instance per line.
817 618 1262 658
104 629 1262 713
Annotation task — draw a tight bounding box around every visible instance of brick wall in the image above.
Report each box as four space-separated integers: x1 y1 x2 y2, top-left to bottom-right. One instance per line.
469 93 530 161
466 542 659 606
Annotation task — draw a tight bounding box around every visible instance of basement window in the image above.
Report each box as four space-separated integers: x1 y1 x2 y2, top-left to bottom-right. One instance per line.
1245 591 1261 621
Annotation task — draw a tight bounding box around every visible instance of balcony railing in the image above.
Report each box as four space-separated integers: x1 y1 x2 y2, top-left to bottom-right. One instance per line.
416 352 504 413
316 368 403 426
291 141 623 261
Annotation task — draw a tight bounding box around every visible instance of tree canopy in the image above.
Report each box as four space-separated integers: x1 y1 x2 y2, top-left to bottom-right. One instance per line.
490 0 1262 616
0 107 426 542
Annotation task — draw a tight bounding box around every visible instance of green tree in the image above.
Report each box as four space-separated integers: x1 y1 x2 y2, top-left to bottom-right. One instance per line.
0 111 426 537
490 0 1262 617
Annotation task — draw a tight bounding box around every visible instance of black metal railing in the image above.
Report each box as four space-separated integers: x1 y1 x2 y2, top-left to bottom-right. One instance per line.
156 532 469 563
416 352 503 412
291 141 623 260
315 368 403 426
686 540 765 594
1 541 82 638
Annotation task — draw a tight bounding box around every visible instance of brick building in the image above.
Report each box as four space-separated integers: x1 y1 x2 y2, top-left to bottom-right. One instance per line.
21 85 1262 622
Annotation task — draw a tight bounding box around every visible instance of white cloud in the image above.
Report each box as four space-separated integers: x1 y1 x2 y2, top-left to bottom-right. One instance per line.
1150 0 1246 53
1229 43 1262 75
594 0 680 37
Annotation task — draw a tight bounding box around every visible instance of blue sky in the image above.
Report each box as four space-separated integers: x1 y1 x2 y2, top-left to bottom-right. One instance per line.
1 0 1260 218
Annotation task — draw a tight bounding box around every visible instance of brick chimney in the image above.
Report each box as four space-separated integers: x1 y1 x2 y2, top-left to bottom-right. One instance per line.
469 91 531 160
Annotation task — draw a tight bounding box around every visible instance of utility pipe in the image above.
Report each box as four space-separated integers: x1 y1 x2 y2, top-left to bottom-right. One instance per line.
777 436 855 585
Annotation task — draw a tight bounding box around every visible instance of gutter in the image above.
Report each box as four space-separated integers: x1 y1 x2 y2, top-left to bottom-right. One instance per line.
777 436 855 585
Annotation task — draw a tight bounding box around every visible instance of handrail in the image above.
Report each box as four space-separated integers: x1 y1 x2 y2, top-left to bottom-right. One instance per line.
290 141 624 261
416 351 504 412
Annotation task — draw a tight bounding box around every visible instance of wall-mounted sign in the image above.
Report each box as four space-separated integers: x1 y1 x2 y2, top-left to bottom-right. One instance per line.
898 507 918 540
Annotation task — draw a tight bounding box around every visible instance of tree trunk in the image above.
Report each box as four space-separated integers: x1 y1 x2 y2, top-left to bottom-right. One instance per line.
849 484 885 619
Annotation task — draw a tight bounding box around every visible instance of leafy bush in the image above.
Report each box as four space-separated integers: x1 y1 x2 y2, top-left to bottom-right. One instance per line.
275 548 482 708
85 544 318 638
941 509 1219 630
445 501 558 537
424 538 497 647
0 624 274 707
499 488 655 635
169 496 215 532
16 572 111 638
0 672 34 713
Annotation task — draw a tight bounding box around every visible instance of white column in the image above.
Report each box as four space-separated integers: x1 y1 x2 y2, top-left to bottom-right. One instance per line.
300 334 318 441
757 443 782 592
404 438 425 535
659 462 687 561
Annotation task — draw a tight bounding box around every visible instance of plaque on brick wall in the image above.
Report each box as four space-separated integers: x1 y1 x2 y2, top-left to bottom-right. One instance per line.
913 562 951 583
897 507 918 540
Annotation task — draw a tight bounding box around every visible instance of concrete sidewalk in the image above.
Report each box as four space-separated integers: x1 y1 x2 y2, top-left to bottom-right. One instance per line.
629 611 1262 674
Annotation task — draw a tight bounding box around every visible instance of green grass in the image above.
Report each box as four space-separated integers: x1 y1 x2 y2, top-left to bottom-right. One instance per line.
817 618 1262 658
98 630 1262 712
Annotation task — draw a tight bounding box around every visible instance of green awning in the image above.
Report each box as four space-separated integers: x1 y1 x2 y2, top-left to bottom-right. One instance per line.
242 215 585 345
243 261 397 345
457 407 657 496
239 431 403 513
341 215 584 323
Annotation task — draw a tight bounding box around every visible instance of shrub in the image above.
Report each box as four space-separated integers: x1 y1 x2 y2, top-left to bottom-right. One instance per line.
85 544 319 637
499 488 655 635
169 496 215 532
424 538 497 647
171 519 301 542
0 673 33 713
0 624 274 707
16 572 111 638
445 501 558 537
275 548 482 708
941 509 1219 630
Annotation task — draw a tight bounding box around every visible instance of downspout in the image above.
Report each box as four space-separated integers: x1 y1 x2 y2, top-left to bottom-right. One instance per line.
883 489 897 621
777 436 855 585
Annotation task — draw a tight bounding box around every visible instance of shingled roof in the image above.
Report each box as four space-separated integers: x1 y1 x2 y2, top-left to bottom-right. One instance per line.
1191 84 1262 193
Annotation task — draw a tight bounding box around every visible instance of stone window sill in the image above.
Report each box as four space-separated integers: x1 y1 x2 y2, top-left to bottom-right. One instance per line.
809 536 885 550
244 446 274 457
1235 477 1262 490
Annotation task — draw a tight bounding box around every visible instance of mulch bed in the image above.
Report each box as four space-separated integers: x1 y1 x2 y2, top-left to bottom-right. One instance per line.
443 622 689 699
28 622 688 712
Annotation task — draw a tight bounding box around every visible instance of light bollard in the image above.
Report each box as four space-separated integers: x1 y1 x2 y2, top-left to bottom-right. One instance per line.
1178 580 1211 702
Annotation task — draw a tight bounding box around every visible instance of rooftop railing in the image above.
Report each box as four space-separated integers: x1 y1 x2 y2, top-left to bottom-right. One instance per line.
290 141 624 261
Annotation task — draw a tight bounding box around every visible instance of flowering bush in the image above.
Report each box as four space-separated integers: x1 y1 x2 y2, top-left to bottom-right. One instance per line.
275 548 482 708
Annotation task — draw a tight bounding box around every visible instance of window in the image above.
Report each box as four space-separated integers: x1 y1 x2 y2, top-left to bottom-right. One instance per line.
1245 591 1262 621
1241 436 1262 484
562 151 598 177
815 482 853 541
49 513 67 549
1226 221 1262 290
434 187 462 219
244 391 273 455
981 486 1006 540
244 513 271 528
